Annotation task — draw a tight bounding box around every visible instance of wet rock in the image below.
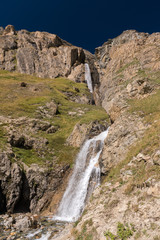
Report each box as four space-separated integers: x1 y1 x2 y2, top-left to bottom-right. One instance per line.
3 216 14 229
88 120 108 138
67 121 108 148
13 215 37 231
67 123 88 147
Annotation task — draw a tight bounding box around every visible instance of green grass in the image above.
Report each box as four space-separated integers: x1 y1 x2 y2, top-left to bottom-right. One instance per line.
12 147 45 165
0 71 89 118
128 89 160 118
0 70 109 166
104 222 134 240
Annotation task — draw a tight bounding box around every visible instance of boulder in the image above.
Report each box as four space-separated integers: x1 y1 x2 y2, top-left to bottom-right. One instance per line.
37 101 58 118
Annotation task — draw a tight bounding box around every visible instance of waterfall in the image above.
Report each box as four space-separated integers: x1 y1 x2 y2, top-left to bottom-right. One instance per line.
53 129 109 222
85 63 93 93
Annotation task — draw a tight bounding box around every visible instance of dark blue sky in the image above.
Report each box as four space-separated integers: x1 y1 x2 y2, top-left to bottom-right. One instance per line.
1 0 160 53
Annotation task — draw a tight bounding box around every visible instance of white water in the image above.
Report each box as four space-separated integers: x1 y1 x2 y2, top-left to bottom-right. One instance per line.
26 229 41 238
26 230 51 240
53 129 109 222
85 63 93 93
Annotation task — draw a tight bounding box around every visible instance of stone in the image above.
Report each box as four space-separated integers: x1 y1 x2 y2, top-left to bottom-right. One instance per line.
46 126 59 134
3 217 14 229
67 121 108 148
13 215 37 231
20 82 27 87
153 150 160 165
66 123 88 147
37 101 58 118
3 25 16 36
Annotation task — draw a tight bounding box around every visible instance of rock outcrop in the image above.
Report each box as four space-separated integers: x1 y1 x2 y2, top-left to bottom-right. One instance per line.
67 121 108 147
95 30 158 119
0 150 70 214
0 25 98 88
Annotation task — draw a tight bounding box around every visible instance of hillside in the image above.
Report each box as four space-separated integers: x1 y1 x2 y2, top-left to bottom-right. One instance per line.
0 26 160 240
0 69 109 216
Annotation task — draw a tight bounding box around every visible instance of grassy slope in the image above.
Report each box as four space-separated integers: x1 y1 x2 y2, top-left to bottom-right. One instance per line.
0 70 109 166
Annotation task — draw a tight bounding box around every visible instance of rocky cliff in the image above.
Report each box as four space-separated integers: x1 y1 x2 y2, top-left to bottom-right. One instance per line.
70 30 160 240
0 26 160 240
0 25 99 87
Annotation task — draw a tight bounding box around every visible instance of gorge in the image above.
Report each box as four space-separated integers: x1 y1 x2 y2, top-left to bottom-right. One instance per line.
0 25 160 240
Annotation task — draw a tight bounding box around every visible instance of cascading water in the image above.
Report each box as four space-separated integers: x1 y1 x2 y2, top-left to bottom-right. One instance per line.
85 63 93 93
53 129 109 222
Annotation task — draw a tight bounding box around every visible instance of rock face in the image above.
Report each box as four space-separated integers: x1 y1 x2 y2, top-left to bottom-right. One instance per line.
95 30 158 119
67 121 108 147
69 30 160 240
0 25 98 86
0 150 70 214
93 30 160 173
